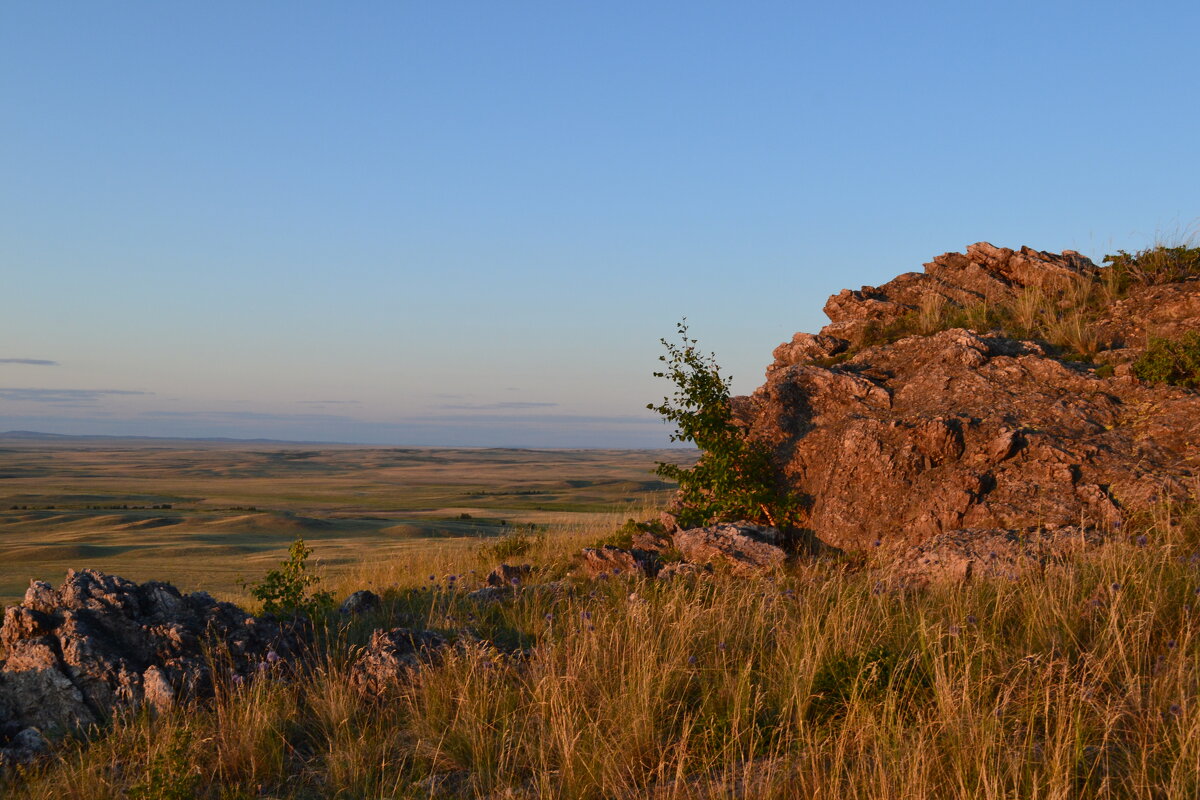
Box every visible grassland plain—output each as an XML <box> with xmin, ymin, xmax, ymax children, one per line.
<box><xmin>0</xmin><ymin>439</ymin><xmax>689</xmax><ymax>603</ymax></box>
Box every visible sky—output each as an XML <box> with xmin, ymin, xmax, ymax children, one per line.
<box><xmin>2</xmin><ymin>1</ymin><xmax>1198</xmax><ymax>447</ymax></box>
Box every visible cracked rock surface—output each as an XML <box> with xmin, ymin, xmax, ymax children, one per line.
<box><xmin>742</xmin><ymin>243</ymin><xmax>1200</xmax><ymax>551</ymax></box>
<box><xmin>0</xmin><ymin>569</ymin><xmax>304</xmax><ymax>738</ymax></box>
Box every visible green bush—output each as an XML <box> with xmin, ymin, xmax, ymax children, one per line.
<box><xmin>648</xmin><ymin>321</ymin><xmax>805</xmax><ymax>529</ymax></box>
<box><xmin>1132</xmin><ymin>332</ymin><xmax>1200</xmax><ymax>389</ymax></box>
<box><xmin>247</xmin><ymin>536</ymin><xmax>334</xmax><ymax>619</ymax></box>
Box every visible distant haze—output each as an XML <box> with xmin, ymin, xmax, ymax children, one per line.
<box><xmin>2</xmin><ymin>3</ymin><xmax>1196</xmax><ymax>446</ymax></box>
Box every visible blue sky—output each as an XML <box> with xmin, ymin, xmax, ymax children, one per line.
<box><xmin>2</xmin><ymin>1</ymin><xmax>1197</xmax><ymax>447</ymax></box>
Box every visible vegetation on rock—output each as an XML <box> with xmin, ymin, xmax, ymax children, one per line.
<box><xmin>854</xmin><ymin>244</ymin><xmax>1200</xmax><ymax>361</ymax></box>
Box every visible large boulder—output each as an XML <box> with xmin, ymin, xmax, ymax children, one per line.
<box><xmin>0</xmin><ymin>570</ymin><xmax>304</xmax><ymax>737</ymax></box>
<box><xmin>742</xmin><ymin>243</ymin><xmax>1200</xmax><ymax>552</ymax></box>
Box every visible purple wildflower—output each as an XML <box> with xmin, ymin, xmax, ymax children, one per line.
<box><xmin>966</xmin><ymin>615</ymin><xmax>978</xmax><ymax>626</ymax></box>
<box><xmin>266</xmin><ymin>650</ymin><xmax>280</xmax><ymax>664</ymax></box>
<box><xmin>687</xmin><ymin>655</ymin><xmax>697</xmax><ymax>666</ymax></box>
<box><xmin>1111</xmin><ymin>582</ymin><xmax>1122</xmax><ymax>592</ymax></box>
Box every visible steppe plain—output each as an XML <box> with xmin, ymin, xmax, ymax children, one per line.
<box><xmin>0</xmin><ymin>436</ymin><xmax>687</xmax><ymax>603</ymax></box>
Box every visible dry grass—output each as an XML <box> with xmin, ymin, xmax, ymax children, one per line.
<box><xmin>6</xmin><ymin>504</ymin><xmax>1200</xmax><ymax>798</ymax></box>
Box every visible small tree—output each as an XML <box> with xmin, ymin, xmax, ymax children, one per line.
<box><xmin>248</xmin><ymin>536</ymin><xmax>334</xmax><ymax>619</ymax></box>
<box><xmin>648</xmin><ymin>320</ymin><xmax>803</xmax><ymax>529</ymax></box>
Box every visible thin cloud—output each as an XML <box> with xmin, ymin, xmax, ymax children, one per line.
<box><xmin>0</xmin><ymin>359</ymin><xmax>59</xmax><ymax>366</ymax></box>
<box><xmin>0</xmin><ymin>387</ymin><xmax>150</xmax><ymax>403</ymax></box>
<box><xmin>296</xmin><ymin>400</ymin><xmax>361</xmax><ymax>405</ymax></box>
<box><xmin>142</xmin><ymin>410</ymin><xmax>355</xmax><ymax>423</ymax></box>
<box><xmin>438</xmin><ymin>401</ymin><xmax>559</xmax><ymax>411</ymax></box>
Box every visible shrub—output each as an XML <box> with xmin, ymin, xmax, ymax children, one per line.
<box><xmin>1103</xmin><ymin>245</ymin><xmax>1200</xmax><ymax>290</ymax></box>
<box><xmin>648</xmin><ymin>321</ymin><xmax>805</xmax><ymax>529</ymax></box>
<box><xmin>247</xmin><ymin>536</ymin><xmax>334</xmax><ymax>619</ymax></box>
<box><xmin>482</xmin><ymin>526</ymin><xmax>543</xmax><ymax>561</ymax></box>
<box><xmin>594</xmin><ymin>518</ymin><xmax>666</xmax><ymax>549</ymax></box>
<box><xmin>1133</xmin><ymin>332</ymin><xmax>1200</xmax><ymax>389</ymax></box>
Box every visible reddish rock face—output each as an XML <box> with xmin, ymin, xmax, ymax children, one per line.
<box><xmin>743</xmin><ymin>243</ymin><xmax>1200</xmax><ymax>552</ymax></box>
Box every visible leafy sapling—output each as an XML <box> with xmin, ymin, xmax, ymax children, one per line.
<box><xmin>648</xmin><ymin>320</ymin><xmax>804</xmax><ymax>529</ymax></box>
<box><xmin>248</xmin><ymin>536</ymin><xmax>334</xmax><ymax>620</ymax></box>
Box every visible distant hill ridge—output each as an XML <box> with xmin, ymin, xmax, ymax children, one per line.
<box><xmin>0</xmin><ymin>430</ymin><xmax>345</xmax><ymax>445</ymax></box>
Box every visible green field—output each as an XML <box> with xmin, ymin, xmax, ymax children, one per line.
<box><xmin>0</xmin><ymin>440</ymin><xmax>692</xmax><ymax>603</ymax></box>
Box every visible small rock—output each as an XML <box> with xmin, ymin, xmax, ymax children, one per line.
<box><xmin>0</xmin><ymin>726</ymin><xmax>50</xmax><ymax>766</ymax></box>
<box><xmin>486</xmin><ymin>564</ymin><xmax>531</xmax><ymax>587</ymax></box>
<box><xmin>141</xmin><ymin>665</ymin><xmax>174</xmax><ymax>713</ymax></box>
<box><xmin>656</xmin><ymin>562</ymin><xmax>710</xmax><ymax>582</ymax></box>
<box><xmin>672</xmin><ymin>522</ymin><xmax>788</xmax><ymax>575</ymax></box>
<box><xmin>350</xmin><ymin>628</ymin><xmax>447</xmax><ymax>694</ymax></box>
<box><xmin>339</xmin><ymin>589</ymin><xmax>381</xmax><ymax>616</ymax></box>
<box><xmin>577</xmin><ymin>546</ymin><xmax>658</xmax><ymax>578</ymax></box>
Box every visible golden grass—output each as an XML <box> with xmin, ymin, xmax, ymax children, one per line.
<box><xmin>7</xmin><ymin>504</ymin><xmax>1200</xmax><ymax>798</ymax></box>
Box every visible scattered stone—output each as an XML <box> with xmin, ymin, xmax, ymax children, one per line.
<box><xmin>890</xmin><ymin>526</ymin><xmax>1105</xmax><ymax>585</ymax></box>
<box><xmin>656</xmin><ymin>562</ymin><xmax>711</xmax><ymax>582</ymax></box>
<box><xmin>631</xmin><ymin>528</ymin><xmax>674</xmax><ymax>553</ymax></box>
<box><xmin>672</xmin><ymin>523</ymin><xmax>788</xmax><ymax>575</ymax></box>
<box><xmin>0</xmin><ymin>725</ymin><xmax>49</xmax><ymax>767</ymax></box>
<box><xmin>339</xmin><ymin>589</ymin><xmax>381</xmax><ymax>617</ymax></box>
<box><xmin>577</xmin><ymin>546</ymin><xmax>659</xmax><ymax>578</ymax></box>
<box><xmin>486</xmin><ymin>564</ymin><xmax>532</xmax><ymax>587</ymax></box>
<box><xmin>350</xmin><ymin>627</ymin><xmax>448</xmax><ymax>694</ymax></box>
<box><xmin>466</xmin><ymin>586</ymin><xmax>510</xmax><ymax>604</ymax></box>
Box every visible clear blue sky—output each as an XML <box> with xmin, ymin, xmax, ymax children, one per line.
<box><xmin>2</xmin><ymin>1</ymin><xmax>1197</xmax><ymax>446</ymax></box>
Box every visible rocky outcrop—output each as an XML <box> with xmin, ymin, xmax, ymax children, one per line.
<box><xmin>744</xmin><ymin>243</ymin><xmax>1200</xmax><ymax>552</ymax></box>
<box><xmin>0</xmin><ymin>570</ymin><xmax>304</xmax><ymax>738</ymax></box>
